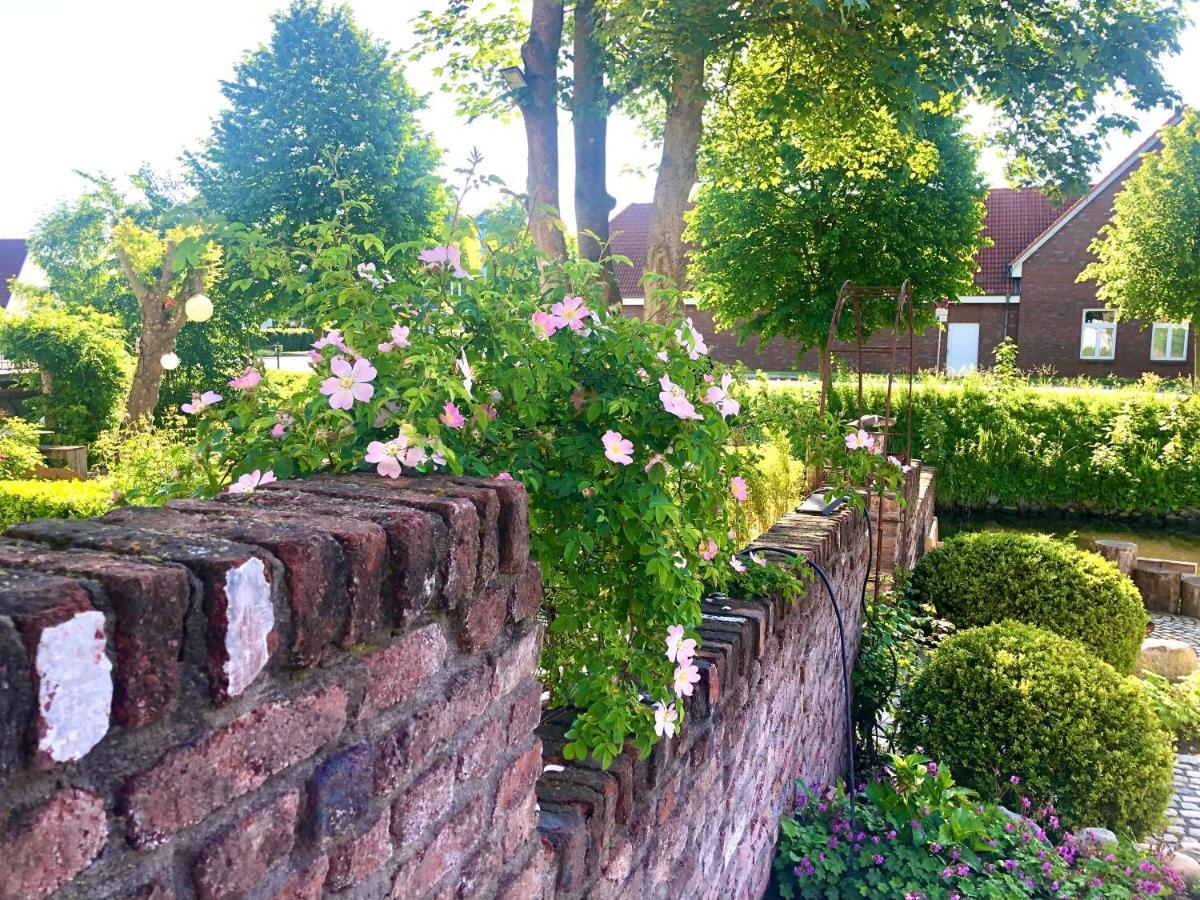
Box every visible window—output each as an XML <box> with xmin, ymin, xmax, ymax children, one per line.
<box><xmin>1079</xmin><ymin>309</ymin><xmax>1117</xmax><ymax>360</ymax></box>
<box><xmin>1151</xmin><ymin>322</ymin><xmax>1190</xmax><ymax>362</ymax></box>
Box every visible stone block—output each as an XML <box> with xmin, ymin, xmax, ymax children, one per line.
<box><xmin>1139</xmin><ymin>638</ymin><xmax>1199</xmax><ymax>681</ymax></box>
<box><xmin>1182</xmin><ymin>576</ymin><xmax>1200</xmax><ymax>619</ymax></box>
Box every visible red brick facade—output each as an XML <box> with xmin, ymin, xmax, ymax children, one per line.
<box><xmin>610</xmin><ymin>117</ymin><xmax>1193</xmax><ymax>379</ymax></box>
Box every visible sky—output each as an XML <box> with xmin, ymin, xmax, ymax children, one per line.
<box><xmin>1</xmin><ymin>0</ymin><xmax>1198</xmax><ymax>238</ymax></box>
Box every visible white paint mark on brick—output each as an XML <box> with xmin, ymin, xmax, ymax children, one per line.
<box><xmin>223</xmin><ymin>557</ymin><xmax>274</xmax><ymax>697</ymax></box>
<box><xmin>36</xmin><ymin>610</ymin><xmax>112</xmax><ymax>762</ymax></box>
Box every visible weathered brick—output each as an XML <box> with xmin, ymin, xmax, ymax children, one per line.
<box><xmin>273</xmin><ymin>855</ymin><xmax>329</xmax><ymax>900</ymax></box>
<box><xmin>510</xmin><ymin>561</ymin><xmax>543</xmax><ymax>622</ymax></box>
<box><xmin>0</xmin><ymin>788</ymin><xmax>108</xmax><ymax>898</ymax></box>
<box><xmin>500</xmin><ymin>789</ymin><xmax>537</xmax><ymax>861</ymax></box>
<box><xmin>272</xmin><ymin>477</ymin><xmax>478</xmax><ymax>605</ymax></box>
<box><xmin>192</xmin><ymin>790</ymin><xmax>299</xmax><ymax>900</ymax></box>
<box><xmin>106</xmin><ymin>506</ymin><xmax>344</xmax><ymax>667</ymax></box>
<box><xmin>124</xmin><ymin>685</ymin><xmax>347</xmax><ymax>846</ymax></box>
<box><xmin>390</xmin><ymin>798</ymin><xmax>484</xmax><ymax>898</ymax></box>
<box><xmin>508</xmin><ymin>678</ymin><xmax>543</xmax><ymax>743</ymax></box>
<box><xmin>308</xmin><ymin>744</ymin><xmax>375</xmax><ymax>840</ymax></box>
<box><xmin>174</xmin><ymin>498</ymin><xmax>389</xmax><ymax>646</ymax></box>
<box><xmin>456</xmin><ymin>583</ymin><xmax>507</xmax><ymax>652</ymax></box>
<box><xmin>497</xmin><ymin>850</ymin><xmax>547</xmax><ymax>900</ymax></box>
<box><xmin>245</xmin><ymin>488</ymin><xmax>444</xmax><ymax>619</ymax></box>
<box><xmin>0</xmin><ymin>541</ymin><xmax>188</xmax><ymax>728</ymax></box>
<box><xmin>0</xmin><ymin>570</ymin><xmax>111</xmax><ymax>766</ymax></box>
<box><xmin>457</xmin><ymin>717</ymin><xmax>504</xmax><ymax>783</ymax></box>
<box><xmin>391</xmin><ymin>757</ymin><xmax>454</xmax><ymax>851</ymax></box>
<box><xmin>497</xmin><ymin>741</ymin><xmax>543</xmax><ymax>813</ymax></box>
<box><xmin>9</xmin><ymin>518</ymin><xmax>280</xmax><ymax>702</ymax></box>
<box><xmin>381</xmin><ymin>476</ymin><xmax>502</xmax><ymax>590</ymax></box>
<box><xmin>359</xmin><ymin>623</ymin><xmax>447</xmax><ymax>720</ymax></box>
<box><xmin>492</xmin><ymin>620</ymin><xmax>543</xmax><ymax>698</ymax></box>
<box><xmin>454</xmin><ymin>840</ymin><xmax>500</xmax><ymax>899</ymax></box>
<box><xmin>447</xmin><ymin>476</ymin><xmax>530</xmax><ymax>574</ymax></box>
<box><xmin>537</xmin><ymin>806</ymin><xmax>589</xmax><ymax>894</ymax></box>
<box><xmin>326</xmin><ymin>809</ymin><xmax>393</xmax><ymax>891</ymax></box>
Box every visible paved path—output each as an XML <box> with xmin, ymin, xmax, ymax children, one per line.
<box><xmin>1151</xmin><ymin>612</ymin><xmax>1200</xmax><ymax>846</ymax></box>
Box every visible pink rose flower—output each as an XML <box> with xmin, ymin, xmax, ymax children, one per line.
<box><xmin>675</xmin><ymin>318</ymin><xmax>708</xmax><ymax>359</ymax></box>
<box><xmin>700</xmin><ymin>538</ymin><xmax>718</xmax><ymax>561</ymax></box>
<box><xmin>653</xmin><ymin>701</ymin><xmax>678</xmax><ymax>738</ymax></box>
<box><xmin>846</xmin><ymin>429</ymin><xmax>875</xmax><ymax>451</ymax></box>
<box><xmin>439</xmin><ymin>401</ymin><xmax>466</xmax><ymax>429</ymax></box>
<box><xmin>365</xmin><ymin>438</ymin><xmax>408</xmax><ymax>478</ymax></box>
<box><xmin>312</xmin><ymin>330</ymin><xmax>349</xmax><ymax>353</ymax></box>
<box><xmin>730</xmin><ymin>556</ymin><xmax>746</xmax><ymax>573</ymax></box>
<box><xmin>658</xmin><ymin>375</ymin><xmax>703</xmax><ymax>421</ymax></box>
<box><xmin>730</xmin><ymin>476</ymin><xmax>748</xmax><ymax>503</ymax></box>
<box><xmin>181</xmin><ymin>390</ymin><xmax>222</xmax><ymax>415</ymax></box>
<box><xmin>378</xmin><ymin>323</ymin><xmax>411</xmax><ymax>352</ymax></box>
<box><xmin>495</xmin><ymin>472</ymin><xmax>513</xmax><ymax>481</ymax></box>
<box><xmin>666</xmin><ymin>624</ymin><xmax>697</xmax><ymax>665</ymax></box>
<box><xmin>227</xmin><ymin>469</ymin><xmax>276</xmax><ymax>494</ymax></box>
<box><xmin>320</xmin><ymin>356</ymin><xmax>376</xmax><ymax>410</ymax></box>
<box><xmin>551</xmin><ymin>295</ymin><xmax>593</xmax><ymax>332</ymax></box>
<box><xmin>228</xmin><ymin>367</ymin><xmax>262</xmax><ymax>391</ymax></box>
<box><xmin>673</xmin><ymin>661</ymin><xmax>701</xmax><ymax>698</ymax></box>
<box><xmin>703</xmin><ymin>372</ymin><xmax>740</xmax><ymax>419</ymax></box>
<box><xmin>602</xmin><ymin>430</ymin><xmax>634</xmax><ymax>465</ymax></box>
<box><xmin>418</xmin><ymin>245</ymin><xmax>471</xmax><ymax>278</ymax></box>
<box><xmin>531</xmin><ymin>310</ymin><xmax>561</xmax><ymax>338</ymax></box>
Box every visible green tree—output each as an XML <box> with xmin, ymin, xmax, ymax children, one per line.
<box><xmin>689</xmin><ymin>111</ymin><xmax>986</xmax><ymax>356</ymax></box>
<box><xmin>190</xmin><ymin>0</ymin><xmax>445</xmax><ymax>299</ymax></box>
<box><xmin>1082</xmin><ymin>109</ymin><xmax>1200</xmax><ymax>381</ymax></box>
<box><xmin>22</xmin><ymin>173</ymin><xmax>250</xmax><ymax>420</ymax></box>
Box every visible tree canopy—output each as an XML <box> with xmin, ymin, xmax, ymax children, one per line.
<box><xmin>190</xmin><ymin>1</ymin><xmax>445</xmax><ymax>257</ymax></box>
<box><xmin>1082</xmin><ymin>109</ymin><xmax>1200</xmax><ymax>376</ymax></box>
<box><xmin>689</xmin><ymin>110</ymin><xmax>987</xmax><ymax>353</ymax></box>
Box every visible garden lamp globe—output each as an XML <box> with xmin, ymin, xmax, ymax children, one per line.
<box><xmin>160</xmin><ymin>352</ymin><xmax>181</xmax><ymax>371</ymax></box>
<box><xmin>185</xmin><ymin>293</ymin><xmax>214</xmax><ymax>323</ymax></box>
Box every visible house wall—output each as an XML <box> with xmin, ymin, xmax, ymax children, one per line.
<box><xmin>1017</xmin><ymin>170</ymin><xmax>1194</xmax><ymax>380</ymax></box>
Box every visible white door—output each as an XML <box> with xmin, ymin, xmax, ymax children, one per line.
<box><xmin>945</xmin><ymin>323</ymin><xmax>980</xmax><ymax>374</ymax></box>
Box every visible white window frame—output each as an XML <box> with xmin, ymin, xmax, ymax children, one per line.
<box><xmin>1079</xmin><ymin>308</ymin><xmax>1117</xmax><ymax>361</ymax></box>
<box><xmin>1150</xmin><ymin>322</ymin><xmax>1190</xmax><ymax>362</ymax></box>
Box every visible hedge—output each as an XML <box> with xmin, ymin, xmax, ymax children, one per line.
<box><xmin>258</xmin><ymin>327</ymin><xmax>312</xmax><ymax>353</ymax></box>
<box><xmin>747</xmin><ymin>375</ymin><xmax>1200</xmax><ymax>515</ymax></box>
<box><xmin>906</xmin><ymin>531</ymin><xmax>1147</xmax><ymax>673</ymax></box>
<box><xmin>0</xmin><ymin>479</ymin><xmax>114</xmax><ymax>530</ymax></box>
<box><xmin>896</xmin><ymin>621</ymin><xmax>1173</xmax><ymax>837</ymax></box>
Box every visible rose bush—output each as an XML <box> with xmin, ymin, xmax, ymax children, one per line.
<box><xmin>172</xmin><ymin>209</ymin><xmax>782</xmax><ymax>764</ymax></box>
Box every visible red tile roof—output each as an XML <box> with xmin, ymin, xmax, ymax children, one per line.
<box><xmin>0</xmin><ymin>239</ymin><xmax>28</xmax><ymax>309</ymax></box>
<box><xmin>608</xmin><ymin>190</ymin><xmax>1069</xmax><ymax>299</ymax></box>
<box><xmin>973</xmin><ymin>189</ymin><xmax>1069</xmax><ymax>294</ymax></box>
<box><xmin>608</xmin><ymin>203</ymin><xmax>656</xmax><ymax>297</ymax></box>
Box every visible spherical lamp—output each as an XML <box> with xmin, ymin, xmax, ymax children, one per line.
<box><xmin>160</xmin><ymin>352</ymin><xmax>181</xmax><ymax>371</ymax></box>
<box><xmin>184</xmin><ymin>293</ymin><xmax>213</xmax><ymax>323</ymax></box>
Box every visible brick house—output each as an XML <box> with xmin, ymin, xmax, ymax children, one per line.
<box><xmin>610</xmin><ymin>116</ymin><xmax>1194</xmax><ymax>378</ymax></box>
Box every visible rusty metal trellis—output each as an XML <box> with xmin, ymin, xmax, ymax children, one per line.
<box><xmin>818</xmin><ymin>280</ymin><xmax>918</xmax><ymax>599</ymax></box>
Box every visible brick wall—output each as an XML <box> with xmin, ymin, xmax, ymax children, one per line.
<box><xmin>528</xmin><ymin>507</ymin><xmax>871</xmax><ymax>899</ymax></box>
<box><xmin>0</xmin><ymin>474</ymin><xmax>879</xmax><ymax>899</ymax></box>
<box><xmin>1017</xmin><ymin>164</ymin><xmax>1194</xmax><ymax>380</ymax></box>
<box><xmin>0</xmin><ymin>475</ymin><xmax>544</xmax><ymax>899</ymax></box>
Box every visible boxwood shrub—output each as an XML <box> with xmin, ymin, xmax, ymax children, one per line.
<box><xmin>895</xmin><ymin>621</ymin><xmax>1173</xmax><ymax>837</ymax></box>
<box><xmin>906</xmin><ymin>531</ymin><xmax>1146</xmax><ymax>673</ymax></box>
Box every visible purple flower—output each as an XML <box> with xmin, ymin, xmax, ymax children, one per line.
<box><xmin>873</xmin><ymin>854</ymin><xmax>884</xmax><ymax>866</ymax></box>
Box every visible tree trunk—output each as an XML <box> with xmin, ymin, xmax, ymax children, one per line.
<box><xmin>116</xmin><ymin>244</ymin><xmax>199</xmax><ymax>424</ymax></box>
<box><xmin>643</xmin><ymin>48</ymin><xmax>707</xmax><ymax>323</ymax></box>
<box><xmin>125</xmin><ymin>327</ymin><xmax>172</xmax><ymax>423</ymax></box>
<box><xmin>520</xmin><ymin>0</ymin><xmax>567</xmax><ymax>261</ymax></box>
<box><xmin>572</xmin><ymin>0</ymin><xmax>621</xmax><ymax>306</ymax></box>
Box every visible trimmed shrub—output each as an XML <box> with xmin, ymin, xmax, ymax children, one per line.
<box><xmin>895</xmin><ymin>621</ymin><xmax>1173</xmax><ymax>837</ymax></box>
<box><xmin>0</xmin><ymin>416</ymin><xmax>47</xmax><ymax>479</ymax></box>
<box><xmin>258</xmin><ymin>326</ymin><xmax>312</xmax><ymax>352</ymax></box>
<box><xmin>906</xmin><ymin>531</ymin><xmax>1146</xmax><ymax>673</ymax></box>
<box><xmin>745</xmin><ymin>376</ymin><xmax>1200</xmax><ymax>515</ymax></box>
<box><xmin>0</xmin><ymin>304</ymin><xmax>132</xmax><ymax>443</ymax></box>
<box><xmin>0</xmin><ymin>478</ymin><xmax>114</xmax><ymax>529</ymax></box>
